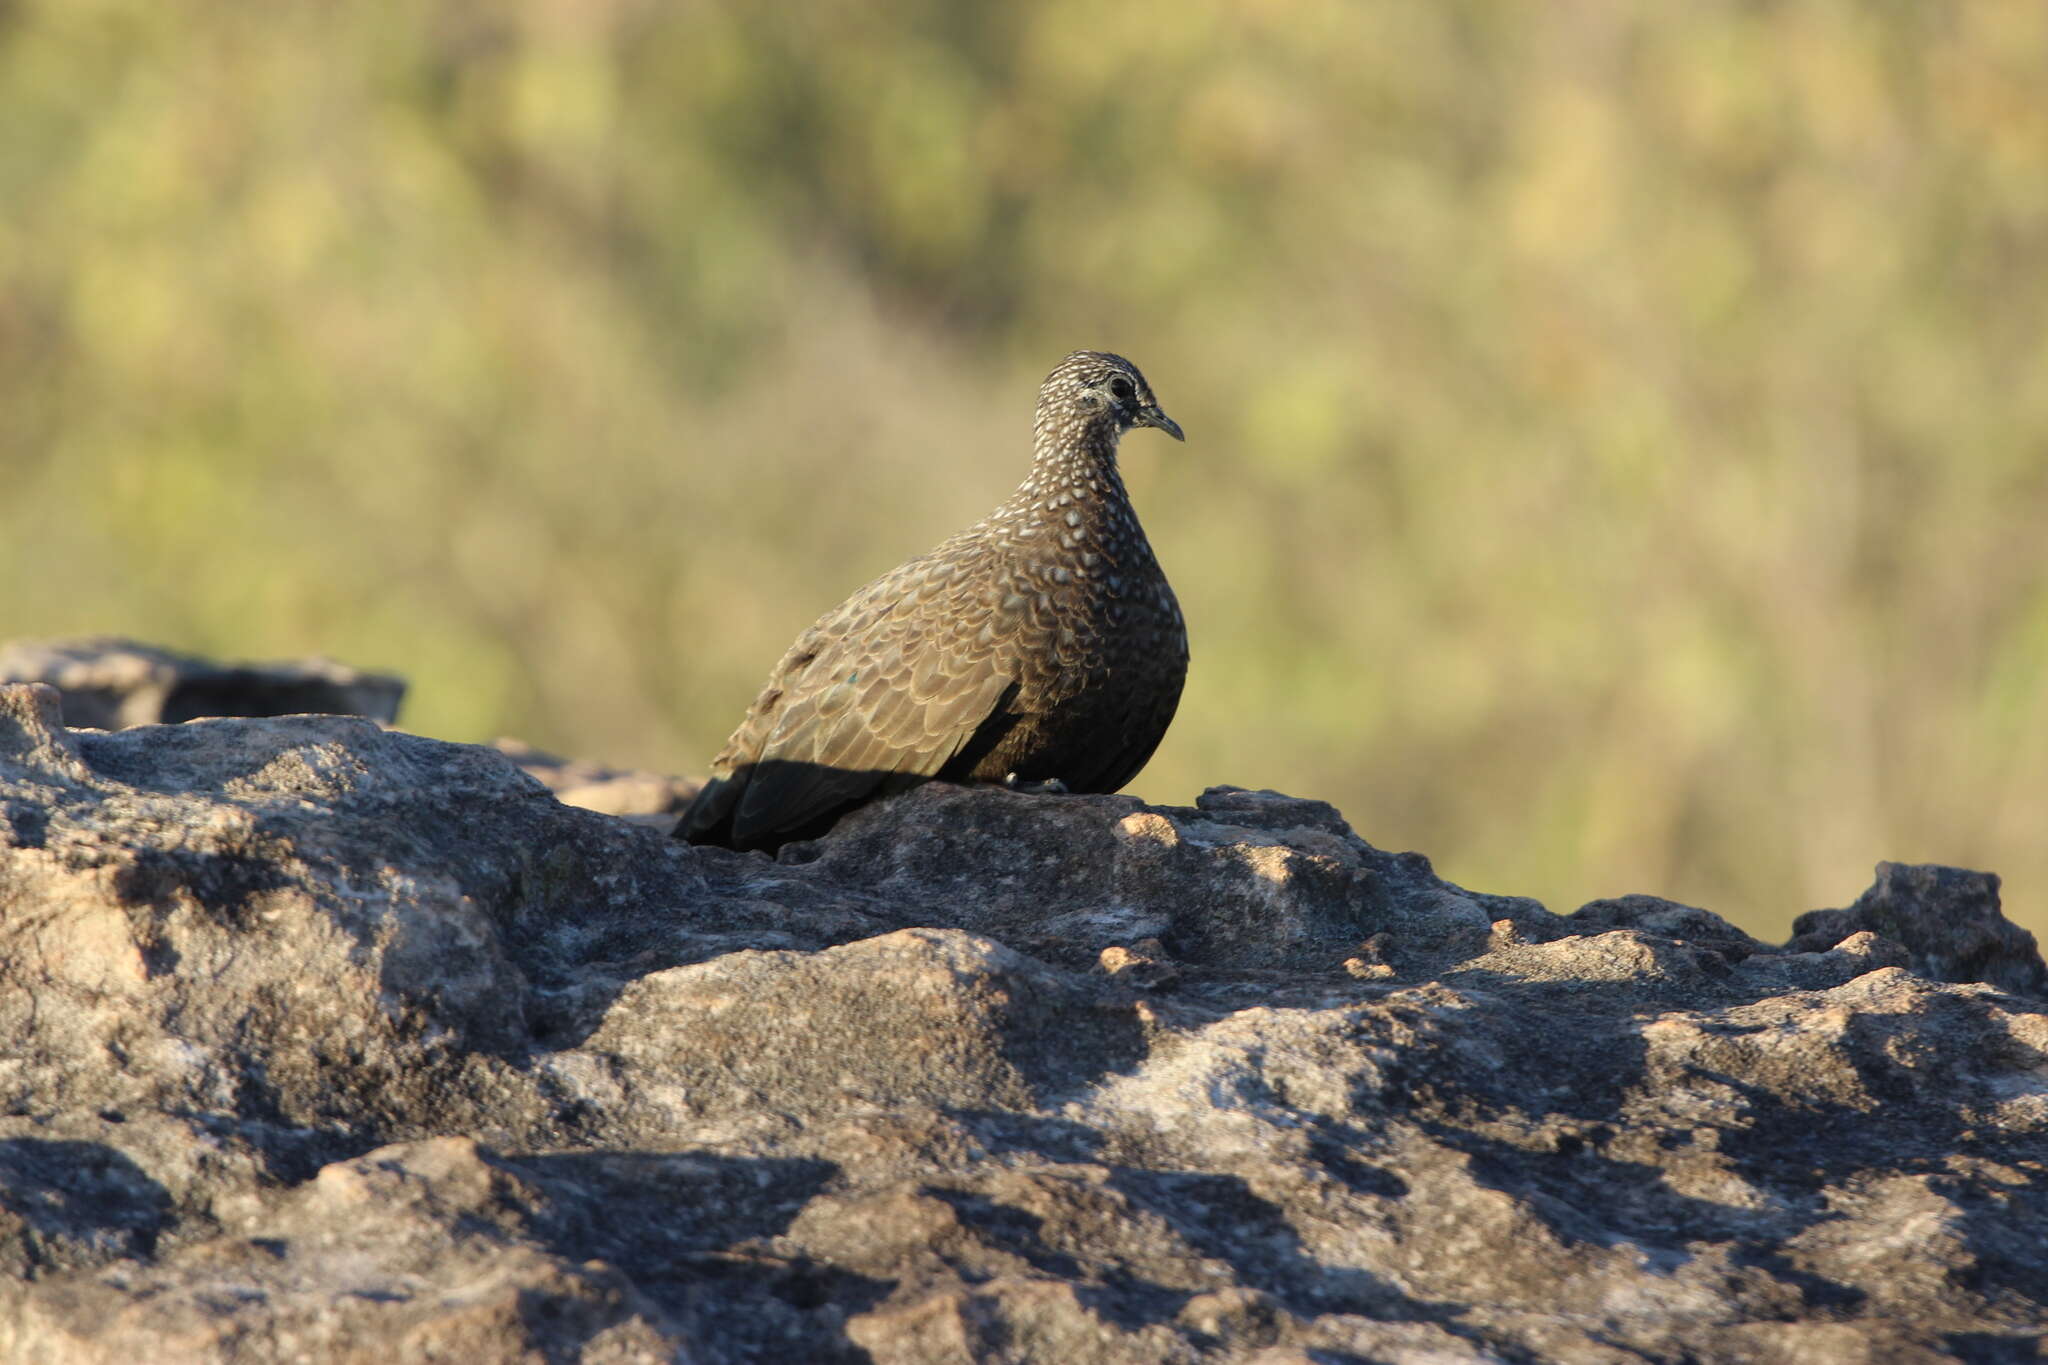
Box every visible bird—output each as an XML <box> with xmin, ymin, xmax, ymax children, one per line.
<box><xmin>678</xmin><ymin>350</ymin><xmax>1188</xmax><ymax>852</ymax></box>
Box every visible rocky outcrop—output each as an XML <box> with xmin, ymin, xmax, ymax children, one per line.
<box><xmin>0</xmin><ymin>636</ymin><xmax>691</xmax><ymax>827</ymax></box>
<box><xmin>490</xmin><ymin>737</ymin><xmax>699</xmax><ymax>827</ymax></box>
<box><xmin>0</xmin><ymin>679</ymin><xmax>2043</xmax><ymax>1362</ymax></box>
<box><xmin>0</xmin><ymin>637</ymin><xmax>405</xmax><ymax>731</ymax></box>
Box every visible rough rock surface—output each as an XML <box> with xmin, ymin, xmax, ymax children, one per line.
<box><xmin>0</xmin><ymin>637</ymin><xmax>405</xmax><ymax>730</ymax></box>
<box><xmin>0</xmin><ymin>680</ymin><xmax>2043</xmax><ymax>1363</ymax></box>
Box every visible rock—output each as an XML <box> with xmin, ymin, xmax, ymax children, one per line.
<box><xmin>491</xmin><ymin>736</ymin><xmax>700</xmax><ymax>827</ymax></box>
<box><xmin>1097</xmin><ymin>937</ymin><xmax>1180</xmax><ymax>991</ymax></box>
<box><xmin>0</xmin><ymin>637</ymin><xmax>405</xmax><ymax>730</ymax></box>
<box><xmin>1789</xmin><ymin>861</ymin><xmax>2048</xmax><ymax>995</ymax></box>
<box><xmin>1</xmin><ymin>680</ymin><xmax>2044</xmax><ymax>1362</ymax></box>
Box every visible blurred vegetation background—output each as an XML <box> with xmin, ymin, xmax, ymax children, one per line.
<box><xmin>3</xmin><ymin>1</ymin><xmax>2045</xmax><ymax>940</ymax></box>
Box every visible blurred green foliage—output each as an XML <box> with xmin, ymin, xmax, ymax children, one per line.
<box><xmin>4</xmin><ymin>1</ymin><xmax>2046</xmax><ymax>939</ymax></box>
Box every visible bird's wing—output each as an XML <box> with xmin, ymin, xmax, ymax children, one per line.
<box><xmin>717</xmin><ymin>548</ymin><xmax>1021</xmax><ymax>845</ymax></box>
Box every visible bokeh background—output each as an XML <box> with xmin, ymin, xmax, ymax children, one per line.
<box><xmin>4</xmin><ymin>2</ymin><xmax>2045</xmax><ymax>940</ymax></box>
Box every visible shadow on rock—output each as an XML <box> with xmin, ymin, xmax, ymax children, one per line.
<box><xmin>499</xmin><ymin>1148</ymin><xmax>891</xmax><ymax>1362</ymax></box>
<box><xmin>1107</xmin><ymin>1168</ymin><xmax>1463</xmax><ymax>1330</ymax></box>
<box><xmin>110</xmin><ymin>842</ymin><xmax>297</xmax><ymax>945</ymax></box>
<box><xmin>0</xmin><ymin>1139</ymin><xmax>173</xmax><ymax>1278</ymax></box>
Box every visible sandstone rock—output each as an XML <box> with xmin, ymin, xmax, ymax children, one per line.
<box><xmin>1788</xmin><ymin>861</ymin><xmax>2047</xmax><ymax>995</ymax></box>
<box><xmin>491</xmin><ymin>736</ymin><xmax>700</xmax><ymax>826</ymax></box>
<box><xmin>1</xmin><ymin>681</ymin><xmax>2044</xmax><ymax>1362</ymax></box>
<box><xmin>0</xmin><ymin>637</ymin><xmax>405</xmax><ymax>730</ymax></box>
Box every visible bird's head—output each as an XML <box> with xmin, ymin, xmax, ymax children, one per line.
<box><xmin>1038</xmin><ymin>351</ymin><xmax>1184</xmax><ymax>449</ymax></box>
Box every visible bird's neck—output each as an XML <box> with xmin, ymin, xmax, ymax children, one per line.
<box><xmin>980</xmin><ymin>430</ymin><xmax>1147</xmax><ymax>560</ymax></box>
<box><xmin>1008</xmin><ymin>430</ymin><xmax>1127</xmax><ymax>510</ymax></box>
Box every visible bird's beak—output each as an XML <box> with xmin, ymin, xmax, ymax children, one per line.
<box><xmin>1135</xmin><ymin>405</ymin><xmax>1185</xmax><ymax>442</ymax></box>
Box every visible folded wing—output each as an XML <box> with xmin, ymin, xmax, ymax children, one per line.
<box><xmin>680</xmin><ymin>548</ymin><xmax>1019</xmax><ymax>849</ymax></box>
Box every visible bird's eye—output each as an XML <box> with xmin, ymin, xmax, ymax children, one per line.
<box><xmin>1109</xmin><ymin>376</ymin><xmax>1135</xmax><ymax>402</ymax></box>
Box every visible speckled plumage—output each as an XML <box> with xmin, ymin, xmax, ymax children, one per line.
<box><xmin>680</xmin><ymin>350</ymin><xmax>1188</xmax><ymax>851</ymax></box>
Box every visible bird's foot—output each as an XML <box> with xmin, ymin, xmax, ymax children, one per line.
<box><xmin>1001</xmin><ymin>773</ymin><xmax>1070</xmax><ymax>796</ymax></box>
